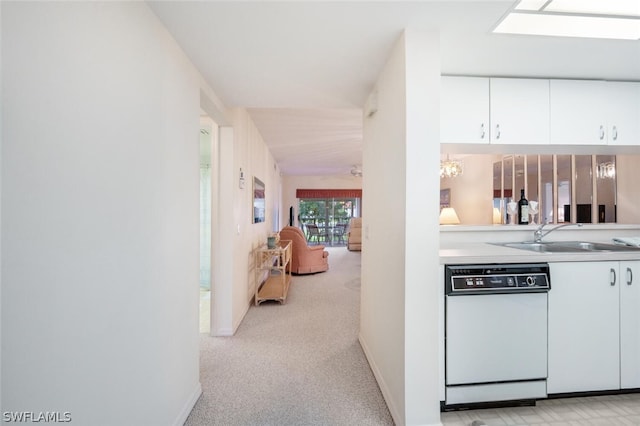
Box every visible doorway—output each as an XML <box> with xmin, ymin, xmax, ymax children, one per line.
<box><xmin>199</xmin><ymin>118</ymin><xmax>217</xmax><ymax>334</ymax></box>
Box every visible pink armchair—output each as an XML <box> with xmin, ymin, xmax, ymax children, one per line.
<box><xmin>279</xmin><ymin>226</ymin><xmax>329</xmax><ymax>274</ymax></box>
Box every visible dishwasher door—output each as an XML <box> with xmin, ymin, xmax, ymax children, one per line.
<box><xmin>446</xmin><ymin>292</ymin><xmax>548</xmax><ymax>386</ymax></box>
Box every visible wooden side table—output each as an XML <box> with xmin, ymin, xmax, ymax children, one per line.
<box><xmin>254</xmin><ymin>240</ymin><xmax>292</xmax><ymax>305</ymax></box>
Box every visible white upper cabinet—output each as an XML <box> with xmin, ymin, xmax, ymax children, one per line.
<box><xmin>443</xmin><ymin>76</ymin><xmax>639</xmax><ymax>147</ymax></box>
<box><xmin>441</xmin><ymin>76</ymin><xmax>490</xmax><ymax>144</ymax></box>
<box><xmin>605</xmin><ymin>82</ymin><xmax>640</xmax><ymax>146</ymax></box>
<box><xmin>550</xmin><ymin>80</ymin><xmax>606</xmax><ymax>145</ymax></box>
<box><xmin>441</xmin><ymin>76</ymin><xmax>550</xmax><ymax>145</ymax></box>
<box><xmin>550</xmin><ymin>80</ymin><xmax>640</xmax><ymax>145</ymax></box>
<box><xmin>490</xmin><ymin>78</ymin><xmax>550</xmax><ymax>145</ymax></box>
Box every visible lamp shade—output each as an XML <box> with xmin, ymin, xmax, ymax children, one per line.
<box><xmin>493</xmin><ymin>208</ymin><xmax>502</xmax><ymax>224</ymax></box>
<box><xmin>439</xmin><ymin>207</ymin><xmax>461</xmax><ymax>225</ymax></box>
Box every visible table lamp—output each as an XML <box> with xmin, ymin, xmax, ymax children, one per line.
<box><xmin>493</xmin><ymin>208</ymin><xmax>502</xmax><ymax>224</ymax></box>
<box><xmin>440</xmin><ymin>207</ymin><xmax>460</xmax><ymax>225</ymax></box>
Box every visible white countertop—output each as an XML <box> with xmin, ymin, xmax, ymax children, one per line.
<box><xmin>440</xmin><ymin>223</ymin><xmax>640</xmax><ymax>264</ymax></box>
<box><xmin>440</xmin><ymin>242</ymin><xmax>640</xmax><ymax>264</ymax></box>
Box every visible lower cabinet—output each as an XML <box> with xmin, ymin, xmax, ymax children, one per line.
<box><xmin>621</xmin><ymin>261</ymin><xmax>640</xmax><ymax>389</ymax></box>
<box><xmin>548</xmin><ymin>262</ymin><xmax>620</xmax><ymax>394</ymax></box>
<box><xmin>548</xmin><ymin>261</ymin><xmax>640</xmax><ymax>394</ymax></box>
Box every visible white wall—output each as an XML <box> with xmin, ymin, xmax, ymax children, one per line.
<box><xmin>359</xmin><ymin>30</ymin><xmax>441</xmax><ymax>426</ymax></box>
<box><xmin>228</xmin><ymin>108</ymin><xmax>282</xmax><ymax>333</ymax></box>
<box><xmin>616</xmin><ymin>155</ymin><xmax>640</xmax><ymax>224</ymax></box>
<box><xmin>360</xmin><ymin>33</ymin><xmax>408</xmax><ymax>424</ymax></box>
<box><xmin>403</xmin><ymin>29</ymin><xmax>441</xmax><ymax>426</ymax></box>
<box><xmin>206</xmin><ymin>107</ymin><xmax>282</xmax><ymax>339</ymax></box>
<box><xmin>212</xmin><ymin>126</ymin><xmax>236</xmax><ymax>336</ymax></box>
<box><xmin>440</xmin><ymin>155</ymin><xmax>496</xmax><ymax>225</ymax></box>
<box><xmin>0</xmin><ymin>2</ymin><xmax>3</xmax><ymax>412</ymax></box>
<box><xmin>281</xmin><ymin>175</ymin><xmax>362</xmax><ymax>228</ymax></box>
<box><xmin>2</xmin><ymin>3</ymin><xmax>209</xmax><ymax>424</ymax></box>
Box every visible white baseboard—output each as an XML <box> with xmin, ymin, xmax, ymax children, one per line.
<box><xmin>211</xmin><ymin>327</ymin><xmax>234</xmax><ymax>337</ymax></box>
<box><xmin>210</xmin><ymin>303</ymin><xmax>251</xmax><ymax>337</ymax></box>
<box><xmin>172</xmin><ymin>382</ymin><xmax>202</xmax><ymax>426</ymax></box>
<box><xmin>210</xmin><ymin>298</ymin><xmax>251</xmax><ymax>337</ymax></box>
<box><xmin>231</xmin><ymin>299</ymin><xmax>251</xmax><ymax>334</ymax></box>
<box><xmin>358</xmin><ymin>333</ymin><xmax>403</xmax><ymax>426</ymax></box>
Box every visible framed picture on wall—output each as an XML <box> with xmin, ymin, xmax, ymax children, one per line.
<box><xmin>440</xmin><ymin>188</ymin><xmax>450</xmax><ymax>209</ymax></box>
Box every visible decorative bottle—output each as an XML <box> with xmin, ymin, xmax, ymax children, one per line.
<box><xmin>518</xmin><ymin>189</ymin><xmax>529</xmax><ymax>225</ymax></box>
<box><xmin>507</xmin><ymin>200</ymin><xmax>518</xmax><ymax>225</ymax></box>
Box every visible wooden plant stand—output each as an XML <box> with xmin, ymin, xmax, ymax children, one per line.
<box><xmin>254</xmin><ymin>240</ymin><xmax>292</xmax><ymax>305</ymax></box>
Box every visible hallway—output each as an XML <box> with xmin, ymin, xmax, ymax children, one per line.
<box><xmin>187</xmin><ymin>246</ymin><xmax>393</xmax><ymax>425</ymax></box>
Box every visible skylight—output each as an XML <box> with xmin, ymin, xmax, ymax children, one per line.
<box><xmin>545</xmin><ymin>0</ymin><xmax>640</xmax><ymax>17</ymax></box>
<box><xmin>494</xmin><ymin>0</ymin><xmax>640</xmax><ymax>40</ymax></box>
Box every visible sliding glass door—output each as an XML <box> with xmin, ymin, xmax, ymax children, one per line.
<box><xmin>298</xmin><ymin>197</ymin><xmax>360</xmax><ymax>245</ymax></box>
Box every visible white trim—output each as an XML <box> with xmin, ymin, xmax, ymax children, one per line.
<box><xmin>360</xmin><ymin>334</ymin><xmax>444</xmax><ymax>426</ymax></box>
<box><xmin>358</xmin><ymin>334</ymin><xmax>403</xmax><ymax>426</ymax></box>
<box><xmin>211</xmin><ymin>296</ymin><xmax>250</xmax><ymax>337</ymax></box>
<box><xmin>233</xmin><ymin>300</ymin><xmax>251</xmax><ymax>334</ymax></box>
<box><xmin>211</xmin><ymin>327</ymin><xmax>234</xmax><ymax>337</ymax></box>
<box><xmin>172</xmin><ymin>382</ymin><xmax>202</xmax><ymax>426</ymax></box>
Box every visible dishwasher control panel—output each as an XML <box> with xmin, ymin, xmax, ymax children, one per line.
<box><xmin>445</xmin><ymin>263</ymin><xmax>550</xmax><ymax>295</ymax></box>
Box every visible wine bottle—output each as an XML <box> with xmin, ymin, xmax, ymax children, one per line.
<box><xmin>518</xmin><ymin>189</ymin><xmax>529</xmax><ymax>225</ymax></box>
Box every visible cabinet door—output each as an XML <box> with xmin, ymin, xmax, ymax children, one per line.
<box><xmin>621</xmin><ymin>261</ymin><xmax>640</xmax><ymax>389</ymax></box>
<box><xmin>490</xmin><ymin>78</ymin><xmax>550</xmax><ymax>145</ymax></box>
<box><xmin>441</xmin><ymin>76</ymin><xmax>489</xmax><ymax>144</ymax></box>
<box><xmin>605</xmin><ymin>82</ymin><xmax>640</xmax><ymax>146</ymax></box>
<box><xmin>550</xmin><ymin>80</ymin><xmax>608</xmax><ymax>145</ymax></box>
<box><xmin>548</xmin><ymin>262</ymin><xmax>620</xmax><ymax>394</ymax></box>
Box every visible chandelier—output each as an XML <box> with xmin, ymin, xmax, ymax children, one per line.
<box><xmin>597</xmin><ymin>161</ymin><xmax>616</xmax><ymax>179</ymax></box>
<box><xmin>440</xmin><ymin>156</ymin><xmax>463</xmax><ymax>179</ymax></box>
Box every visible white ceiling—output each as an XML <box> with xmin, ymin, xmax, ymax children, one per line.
<box><xmin>247</xmin><ymin>108</ymin><xmax>363</xmax><ymax>176</ymax></box>
<box><xmin>148</xmin><ymin>1</ymin><xmax>640</xmax><ymax>176</ymax></box>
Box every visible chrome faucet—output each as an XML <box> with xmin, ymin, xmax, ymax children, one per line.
<box><xmin>533</xmin><ymin>222</ymin><xmax>583</xmax><ymax>243</ymax></box>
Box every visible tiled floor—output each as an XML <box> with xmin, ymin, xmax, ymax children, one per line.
<box><xmin>441</xmin><ymin>393</ymin><xmax>640</xmax><ymax>425</ymax></box>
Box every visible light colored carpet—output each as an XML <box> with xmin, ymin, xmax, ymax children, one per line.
<box><xmin>186</xmin><ymin>246</ymin><xmax>394</xmax><ymax>426</ymax></box>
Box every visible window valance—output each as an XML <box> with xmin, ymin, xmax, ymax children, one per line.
<box><xmin>296</xmin><ymin>189</ymin><xmax>362</xmax><ymax>199</ymax></box>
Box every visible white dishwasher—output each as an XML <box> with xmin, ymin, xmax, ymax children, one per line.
<box><xmin>444</xmin><ymin>263</ymin><xmax>550</xmax><ymax>408</ymax></box>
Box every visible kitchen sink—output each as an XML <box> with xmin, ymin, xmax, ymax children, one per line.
<box><xmin>494</xmin><ymin>241</ymin><xmax>640</xmax><ymax>254</ymax></box>
<box><xmin>546</xmin><ymin>241</ymin><xmax>633</xmax><ymax>251</ymax></box>
<box><xmin>497</xmin><ymin>242</ymin><xmax>583</xmax><ymax>253</ymax></box>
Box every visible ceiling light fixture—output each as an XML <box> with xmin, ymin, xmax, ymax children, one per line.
<box><xmin>494</xmin><ymin>0</ymin><xmax>640</xmax><ymax>40</ymax></box>
<box><xmin>440</xmin><ymin>156</ymin><xmax>463</xmax><ymax>179</ymax></box>
<box><xmin>597</xmin><ymin>161</ymin><xmax>616</xmax><ymax>179</ymax></box>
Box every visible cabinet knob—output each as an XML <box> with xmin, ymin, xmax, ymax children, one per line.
<box><xmin>480</xmin><ymin>123</ymin><xmax>485</xmax><ymax>139</ymax></box>
<box><xmin>495</xmin><ymin>124</ymin><xmax>501</xmax><ymax>139</ymax></box>
<box><xmin>612</xmin><ymin>126</ymin><xmax>618</xmax><ymax>141</ymax></box>
<box><xmin>611</xmin><ymin>268</ymin><xmax>617</xmax><ymax>286</ymax></box>
<box><xmin>627</xmin><ymin>267</ymin><xmax>633</xmax><ymax>285</ymax></box>
<box><xmin>599</xmin><ymin>125</ymin><xmax>605</xmax><ymax>140</ymax></box>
